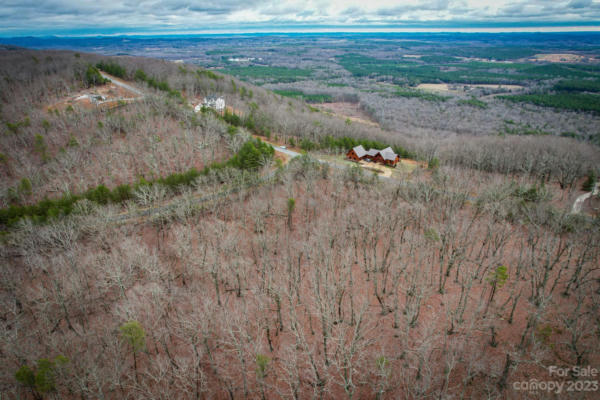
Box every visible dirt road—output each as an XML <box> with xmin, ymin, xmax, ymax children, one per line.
<box><xmin>571</xmin><ymin>183</ymin><xmax>599</xmax><ymax>214</ymax></box>
<box><xmin>99</xmin><ymin>71</ymin><xmax>144</xmax><ymax>97</ymax></box>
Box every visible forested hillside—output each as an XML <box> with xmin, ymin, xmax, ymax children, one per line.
<box><xmin>0</xmin><ymin>47</ymin><xmax>599</xmax><ymax>399</ymax></box>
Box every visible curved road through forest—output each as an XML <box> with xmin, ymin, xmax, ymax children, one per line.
<box><xmin>571</xmin><ymin>183</ymin><xmax>599</xmax><ymax>214</ymax></box>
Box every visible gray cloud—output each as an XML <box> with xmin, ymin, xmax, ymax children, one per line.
<box><xmin>0</xmin><ymin>0</ymin><xmax>599</xmax><ymax>35</ymax></box>
<box><xmin>374</xmin><ymin>0</ymin><xmax>453</xmax><ymax>17</ymax></box>
<box><xmin>569</xmin><ymin>0</ymin><xmax>592</xmax><ymax>9</ymax></box>
<box><xmin>493</xmin><ymin>0</ymin><xmax>600</xmax><ymax>21</ymax></box>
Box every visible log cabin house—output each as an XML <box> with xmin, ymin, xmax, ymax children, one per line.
<box><xmin>364</xmin><ymin>149</ymin><xmax>380</xmax><ymax>161</ymax></box>
<box><xmin>346</xmin><ymin>145</ymin><xmax>400</xmax><ymax>167</ymax></box>
<box><xmin>346</xmin><ymin>145</ymin><xmax>367</xmax><ymax>161</ymax></box>
<box><xmin>379</xmin><ymin>147</ymin><xmax>401</xmax><ymax>166</ymax></box>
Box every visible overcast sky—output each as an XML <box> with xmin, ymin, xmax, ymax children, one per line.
<box><xmin>1</xmin><ymin>0</ymin><xmax>599</xmax><ymax>36</ymax></box>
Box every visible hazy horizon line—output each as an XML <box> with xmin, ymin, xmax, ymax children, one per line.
<box><xmin>2</xmin><ymin>24</ymin><xmax>600</xmax><ymax>38</ymax></box>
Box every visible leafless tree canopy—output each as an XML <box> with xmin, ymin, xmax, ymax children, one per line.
<box><xmin>0</xmin><ymin>48</ymin><xmax>599</xmax><ymax>399</ymax></box>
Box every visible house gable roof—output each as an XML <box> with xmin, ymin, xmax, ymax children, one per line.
<box><xmin>352</xmin><ymin>145</ymin><xmax>367</xmax><ymax>158</ymax></box>
<box><xmin>380</xmin><ymin>147</ymin><xmax>398</xmax><ymax>161</ymax></box>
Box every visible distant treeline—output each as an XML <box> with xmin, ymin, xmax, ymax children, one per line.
<box><xmin>500</xmin><ymin>92</ymin><xmax>600</xmax><ymax>114</ymax></box>
<box><xmin>501</xmin><ymin>120</ymin><xmax>551</xmax><ymax>136</ymax></box>
<box><xmin>457</xmin><ymin>98</ymin><xmax>488</xmax><ymax>109</ymax></box>
<box><xmin>393</xmin><ymin>88</ymin><xmax>449</xmax><ymax>102</ymax></box>
<box><xmin>497</xmin><ymin>77</ymin><xmax>600</xmax><ymax>113</ymax></box>
<box><xmin>438</xmin><ymin>46</ymin><xmax>538</xmax><ymax>61</ymax></box>
<box><xmin>221</xmin><ymin>66</ymin><xmax>312</xmax><ymax>83</ymax></box>
<box><xmin>336</xmin><ymin>54</ymin><xmax>600</xmax><ymax>85</ymax></box>
<box><xmin>553</xmin><ymin>79</ymin><xmax>600</xmax><ymax>93</ymax></box>
<box><xmin>273</xmin><ymin>89</ymin><xmax>333</xmax><ymax>103</ymax></box>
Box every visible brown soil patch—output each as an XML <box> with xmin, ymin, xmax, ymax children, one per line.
<box><xmin>401</xmin><ymin>158</ymin><xmax>427</xmax><ymax>168</ymax></box>
<box><xmin>358</xmin><ymin>160</ymin><xmax>391</xmax><ymax>177</ymax></box>
<box><xmin>274</xmin><ymin>151</ymin><xmax>290</xmax><ymax>165</ymax></box>
<box><xmin>46</xmin><ymin>80</ymin><xmax>140</xmax><ymax>112</ymax></box>
<box><xmin>534</xmin><ymin>53</ymin><xmax>597</xmax><ymax>63</ymax></box>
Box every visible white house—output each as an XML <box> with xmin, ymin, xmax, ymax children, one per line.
<box><xmin>195</xmin><ymin>95</ymin><xmax>225</xmax><ymax>113</ymax></box>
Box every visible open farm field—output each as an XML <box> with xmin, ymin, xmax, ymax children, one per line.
<box><xmin>534</xmin><ymin>53</ymin><xmax>598</xmax><ymax>63</ymax></box>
